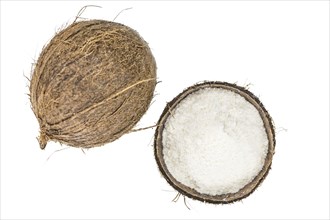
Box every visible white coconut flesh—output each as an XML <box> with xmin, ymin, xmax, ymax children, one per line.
<box><xmin>162</xmin><ymin>88</ymin><xmax>269</xmax><ymax>196</ymax></box>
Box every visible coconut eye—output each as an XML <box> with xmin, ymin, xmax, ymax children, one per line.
<box><xmin>154</xmin><ymin>81</ymin><xmax>275</xmax><ymax>204</ymax></box>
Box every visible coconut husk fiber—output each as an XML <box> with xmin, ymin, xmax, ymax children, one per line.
<box><xmin>30</xmin><ymin>20</ymin><xmax>156</xmax><ymax>149</ymax></box>
<box><xmin>154</xmin><ymin>81</ymin><xmax>275</xmax><ymax>204</ymax></box>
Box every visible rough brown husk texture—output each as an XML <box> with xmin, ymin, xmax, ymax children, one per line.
<box><xmin>154</xmin><ymin>81</ymin><xmax>275</xmax><ymax>204</ymax></box>
<box><xmin>30</xmin><ymin>20</ymin><xmax>156</xmax><ymax>149</ymax></box>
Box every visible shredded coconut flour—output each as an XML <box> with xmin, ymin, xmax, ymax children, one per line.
<box><xmin>162</xmin><ymin>88</ymin><xmax>269</xmax><ymax>196</ymax></box>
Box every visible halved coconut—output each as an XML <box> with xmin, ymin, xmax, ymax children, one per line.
<box><xmin>154</xmin><ymin>81</ymin><xmax>275</xmax><ymax>204</ymax></box>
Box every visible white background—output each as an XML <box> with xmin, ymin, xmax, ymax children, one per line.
<box><xmin>1</xmin><ymin>1</ymin><xmax>329</xmax><ymax>219</ymax></box>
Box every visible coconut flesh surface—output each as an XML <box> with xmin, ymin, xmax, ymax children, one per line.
<box><xmin>162</xmin><ymin>88</ymin><xmax>269</xmax><ymax>196</ymax></box>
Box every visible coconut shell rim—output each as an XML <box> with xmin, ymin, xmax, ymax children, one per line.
<box><xmin>154</xmin><ymin>81</ymin><xmax>276</xmax><ymax>204</ymax></box>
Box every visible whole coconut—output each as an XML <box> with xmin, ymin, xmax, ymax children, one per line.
<box><xmin>30</xmin><ymin>20</ymin><xmax>156</xmax><ymax>149</ymax></box>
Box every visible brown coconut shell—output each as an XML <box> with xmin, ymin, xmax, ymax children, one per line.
<box><xmin>154</xmin><ymin>81</ymin><xmax>275</xmax><ymax>204</ymax></box>
<box><xmin>30</xmin><ymin>20</ymin><xmax>156</xmax><ymax>149</ymax></box>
